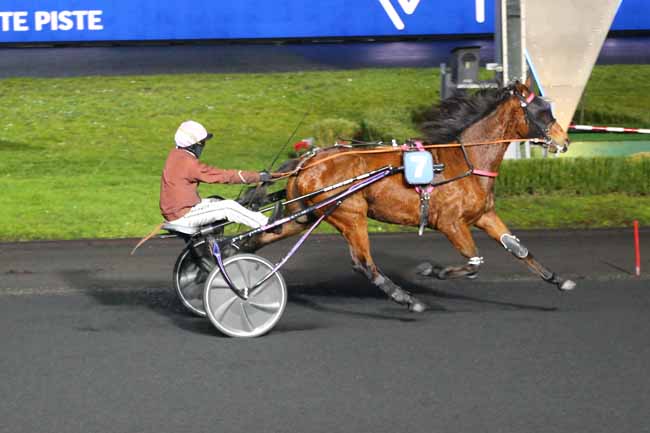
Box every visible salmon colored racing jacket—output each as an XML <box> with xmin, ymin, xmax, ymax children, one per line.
<box><xmin>160</xmin><ymin>148</ymin><xmax>260</xmax><ymax>221</ymax></box>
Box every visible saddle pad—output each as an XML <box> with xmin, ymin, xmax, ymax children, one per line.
<box><xmin>403</xmin><ymin>151</ymin><xmax>434</xmax><ymax>185</ymax></box>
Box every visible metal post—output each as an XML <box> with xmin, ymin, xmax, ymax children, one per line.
<box><xmin>495</xmin><ymin>0</ymin><xmax>526</xmax><ymax>85</ymax></box>
<box><xmin>495</xmin><ymin>0</ymin><xmax>505</xmax><ymax>85</ymax></box>
<box><xmin>496</xmin><ymin>0</ymin><xmax>527</xmax><ymax>160</ymax></box>
<box><xmin>507</xmin><ymin>0</ymin><xmax>526</xmax><ymax>83</ymax></box>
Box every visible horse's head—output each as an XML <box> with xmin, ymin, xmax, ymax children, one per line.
<box><xmin>511</xmin><ymin>80</ymin><xmax>570</xmax><ymax>153</ymax></box>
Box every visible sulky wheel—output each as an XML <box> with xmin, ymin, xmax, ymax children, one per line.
<box><xmin>173</xmin><ymin>239</ymin><xmax>215</xmax><ymax>317</ymax></box>
<box><xmin>203</xmin><ymin>254</ymin><xmax>287</xmax><ymax>338</ymax></box>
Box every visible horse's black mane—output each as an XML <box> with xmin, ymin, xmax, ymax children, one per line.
<box><xmin>418</xmin><ymin>86</ymin><xmax>513</xmax><ymax>143</ymax></box>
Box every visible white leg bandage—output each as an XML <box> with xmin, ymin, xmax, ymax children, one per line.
<box><xmin>171</xmin><ymin>198</ymin><xmax>268</xmax><ymax>228</ymax></box>
<box><xmin>467</xmin><ymin>256</ymin><xmax>484</xmax><ymax>266</ymax></box>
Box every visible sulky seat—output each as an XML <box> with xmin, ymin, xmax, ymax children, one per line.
<box><xmin>161</xmin><ymin>222</ymin><xmax>200</xmax><ymax>236</ymax></box>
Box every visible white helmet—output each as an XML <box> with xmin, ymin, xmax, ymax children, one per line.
<box><xmin>174</xmin><ymin>120</ymin><xmax>213</xmax><ymax>148</ymax></box>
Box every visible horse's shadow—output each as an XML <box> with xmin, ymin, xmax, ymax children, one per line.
<box><xmin>59</xmin><ymin>268</ymin><xmax>427</xmax><ymax>335</ymax></box>
<box><xmin>60</xmin><ymin>251</ymin><xmax>556</xmax><ymax>337</ymax></box>
<box><xmin>282</xmin><ymin>253</ymin><xmax>557</xmax><ymax>315</ymax></box>
<box><xmin>59</xmin><ymin>269</ymin><xmax>219</xmax><ymax>336</ymax></box>
<box><xmin>394</xmin><ymin>272</ymin><xmax>557</xmax><ymax>313</ymax></box>
<box><xmin>59</xmin><ymin>269</ymin><xmax>328</xmax><ymax>336</ymax></box>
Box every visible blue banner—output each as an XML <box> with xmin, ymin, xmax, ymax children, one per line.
<box><xmin>0</xmin><ymin>0</ymin><xmax>646</xmax><ymax>44</ymax></box>
<box><xmin>611</xmin><ymin>0</ymin><xmax>649</xmax><ymax>31</ymax></box>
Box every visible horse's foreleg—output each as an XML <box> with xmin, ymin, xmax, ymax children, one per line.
<box><xmin>419</xmin><ymin>222</ymin><xmax>483</xmax><ymax>279</ymax></box>
<box><xmin>328</xmin><ymin>209</ymin><xmax>428</xmax><ymax>312</ymax></box>
<box><xmin>475</xmin><ymin>211</ymin><xmax>575</xmax><ymax>291</ymax></box>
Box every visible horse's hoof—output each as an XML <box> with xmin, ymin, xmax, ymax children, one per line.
<box><xmin>435</xmin><ymin>268</ymin><xmax>449</xmax><ymax>280</ymax></box>
<box><xmin>559</xmin><ymin>279</ymin><xmax>576</xmax><ymax>291</ymax></box>
<box><xmin>466</xmin><ymin>272</ymin><xmax>478</xmax><ymax>280</ymax></box>
<box><xmin>409</xmin><ymin>300</ymin><xmax>428</xmax><ymax>313</ymax></box>
<box><xmin>416</xmin><ymin>262</ymin><xmax>434</xmax><ymax>277</ymax></box>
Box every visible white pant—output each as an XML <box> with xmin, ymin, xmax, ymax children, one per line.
<box><xmin>169</xmin><ymin>198</ymin><xmax>268</xmax><ymax>228</ymax></box>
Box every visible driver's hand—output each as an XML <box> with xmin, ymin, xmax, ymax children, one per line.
<box><xmin>259</xmin><ymin>171</ymin><xmax>284</xmax><ymax>182</ymax></box>
<box><xmin>259</xmin><ymin>171</ymin><xmax>272</xmax><ymax>182</ymax></box>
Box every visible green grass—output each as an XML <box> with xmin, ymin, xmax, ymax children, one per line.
<box><xmin>0</xmin><ymin>69</ymin><xmax>436</xmax><ymax>240</ymax></box>
<box><xmin>569</xmin><ymin>132</ymin><xmax>650</xmax><ymax>142</ymax></box>
<box><xmin>576</xmin><ymin>65</ymin><xmax>650</xmax><ymax>127</ymax></box>
<box><xmin>561</xmin><ymin>141</ymin><xmax>650</xmax><ymax>158</ymax></box>
<box><xmin>494</xmin><ymin>193</ymin><xmax>650</xmax><ymax>229</ymax></box>
<box><xmin>497</xmin><ymin>157</ymin><xmax>650</xmax><ymax>196</ymax></box>
<box><xmin>1</xmin><ymin>65</ymin><xmax>650</xmax><ymax>241</ymax></box>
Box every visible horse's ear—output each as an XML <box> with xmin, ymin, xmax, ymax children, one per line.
<box><xmin>525</xmin><ymin>75</ymin><xmax>533</xmax><ymax>90</ymax></box>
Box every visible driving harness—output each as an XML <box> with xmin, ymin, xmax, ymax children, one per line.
<box><xmin>401</xmin><ymin>139</ymin><xmax>499</xmax><ymax>236</ymax></box>
<box><xmin>401</xmin><ymin>140</ymin><xmax>444</xmax><ymax>236</ymax></box>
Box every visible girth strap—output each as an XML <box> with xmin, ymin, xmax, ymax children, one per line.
<box><xmin>403</xmin><ymin>140</ymin><xmax>435</xmax><ymax>236</ymax></box>
<box><xmin>415</xmin><ymin>185</ymin><xmax>433</xmax><ymax>236</ymax></box>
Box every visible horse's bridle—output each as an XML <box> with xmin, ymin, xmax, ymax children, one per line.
<box><xmin>512</xmin><ymin>88</ymin><xmax>557</xmax><ymax>149</ymax></box>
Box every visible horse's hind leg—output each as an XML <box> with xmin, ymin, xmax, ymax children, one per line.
<box><xmin>475</xmin><ymin>211</ymin><xmax>576</xmax><ymax>291</ymax></box>
<box><xmin>239</xmin><ymin>220</ymin><xmax>308</xmax><ymax>253</ymax></box>
<box><xmin>418</xmin><ymin>222</ymin><xmax>483</xmax><ymax>279</ymax></box>
<box><xmin>328</xmin><ymin>209</ymin><xmax>428</xmax><ymax>312</ymax></box>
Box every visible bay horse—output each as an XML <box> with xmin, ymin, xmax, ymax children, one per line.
<box><xmin>244</xmin><ymin>80</ymin><xmax>574</xmax><ymax>312</ymax></box>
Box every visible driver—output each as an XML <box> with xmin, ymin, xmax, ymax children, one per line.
<box><xmin>160</xmin><ymin>120</ymin><xmax>276</xmax><ymax>229</ymax></box>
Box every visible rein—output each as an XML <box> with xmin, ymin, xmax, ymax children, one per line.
<box><xmin>269</xmin><ymin>86</ymin><xmax>559</xmax><ymax>180</ymax></box>
<box><xmin>270</xmin><ymin>137</ymin><xmax>511</xmax><ymax>237</ymax></box>
<box><xmin>275</xmin><ymin>137</ymin><xmax>544</xmax><ymax>177</ymax></box>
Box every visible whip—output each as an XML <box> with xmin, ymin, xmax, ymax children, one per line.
<box><xmin>266</xmin><ymin>109</ymin><xmax>311</xmax><ymax>172</ymax></box>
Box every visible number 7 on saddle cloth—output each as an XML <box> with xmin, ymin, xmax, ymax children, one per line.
<box><xmin>403</xmin><ymin>151</ymin><xmax>434</xmax><ymax>185</ymax></box>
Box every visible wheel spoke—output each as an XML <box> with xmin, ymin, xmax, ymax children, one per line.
<box><xmin>235</xmin><ymin>260</ymin><xmax>250</xmax><ymax>287</ymax></box>
<box><xmin>205</xmin><ymin>256</ymin><xmax>286</xmax><ymax>337</ymax></box>
<box><xmin>184</xmin><ymin>261</ymin><xmax>199</xmax><ymax>274</ymax></box>
<box><xmin>253</xmin><ymin>262</ymin><xmax>262</xmax><ymax>279</ymax></box>
<box><xmin>249</xmin><ymin>278</ymin><xmax>274</xmax><ymax>297</ymax></box>
<box><xmin>198</xmin><ymin>259</ymin><xmax>215</xmax><ymax>274</ymax></box>
<box><xmin>247</xmin><ymin>300</ymin><xmax>280</xmax><ymax>313</ymax></box>
<box><xmin>240</xmin><ymin>303</ymin><xmax>254</xmax><ymax>332</ymax></box>
<box><xmin>212</xmin><ymin>296</ymin><xmax>238</xmax><ymax>322</ymax></box>
<box><xmin>209</xmin><ymin>275</ymin><xmax>230</xmax><ymax>290</ymax></box>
